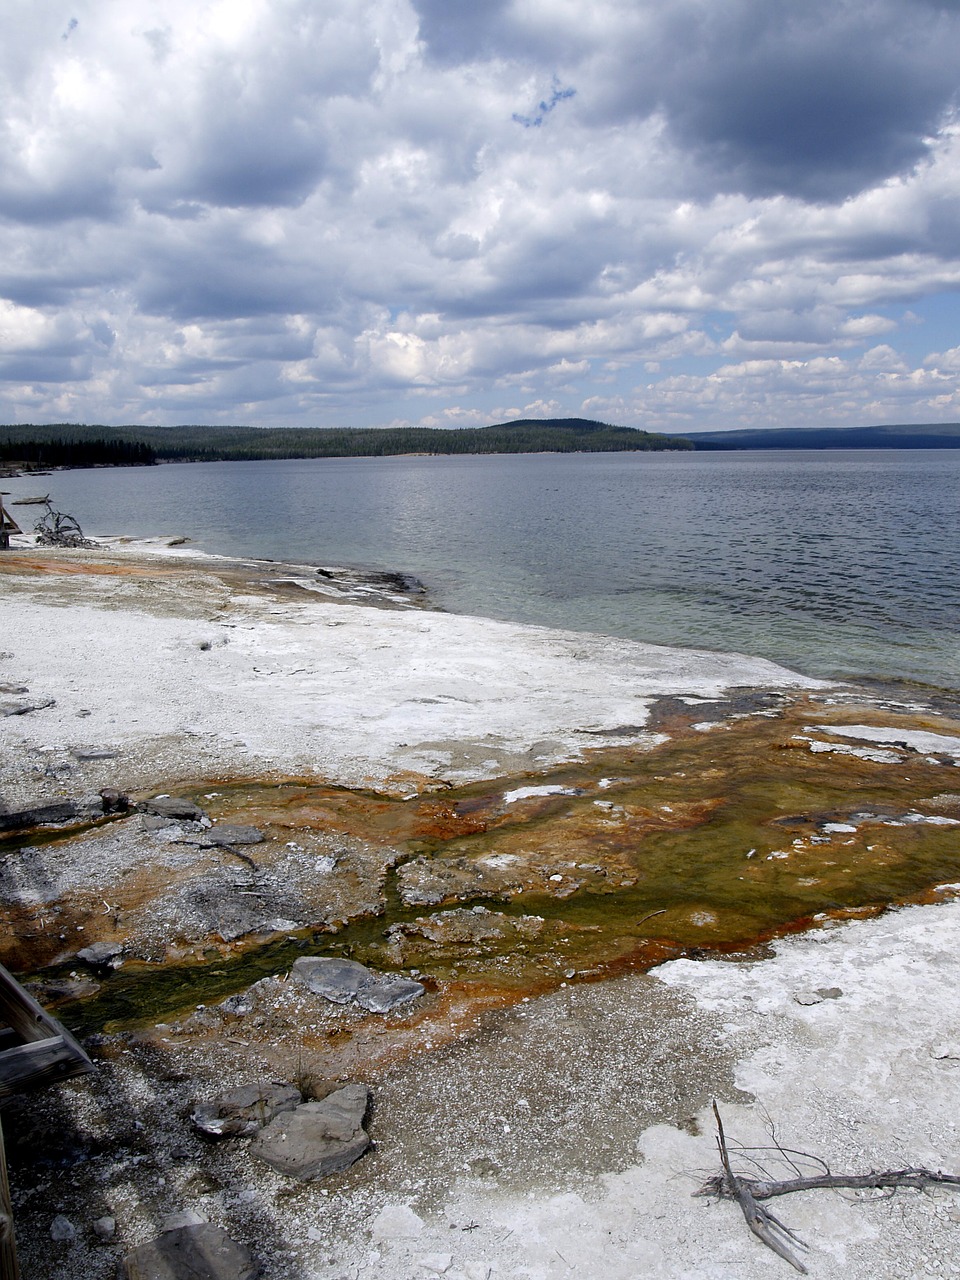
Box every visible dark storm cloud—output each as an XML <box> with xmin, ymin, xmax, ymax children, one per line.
<box><xmin>415</xmin><ymin>0</ymin><xmax>960</xmax><ymax>200</ymax></box>
<box><xmin>630</xmin><ymin>0</ymin><xmax>960</xmax><ymax>200</ymax></box>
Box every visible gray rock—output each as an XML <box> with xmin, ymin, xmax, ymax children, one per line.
<box><xmin>218</xmin><ymin>992</ymin><xmax>256</xmax><ymax>1017</ymax></box>
<box><xmin>50</xmin><ymin>1214</ymin><xmax>76</xmax><ymax>1242</ymax></box>
<box><xmin>100</xmin><ymin>788</ymin><xmax>130</xmax><ymax>813</ymax></box>
<box><xmin>77</xmin><ymin>940</ymin><xmax>123</xmax><ymax>970</ymax></box>
<box><xmin>0</xmin><ymin>683</ymin><xmax>28</xmax><ymax>694</ymax></box>
<box><xmin>292</xmin><ymin>956</ymin><xmax>424</xmax><ymax>1013</ymax></box>
<box><xmin>357</xmin><ymin>975</ymin><xmax>425</xmax><ymax>1014</ymax></box>
<box><xmin>141</xmin><ymin>813</ymin><xmax>176</xmax><ymax>832</ymax></box>
<box><xmin>1</xmin><ymin>697</ymin><xmax>55</xmax><ymax>717</ymax></box>
<box><xmin>815</xmin><ymin>986</ymin><xmax>843</xmax><ymax>1000</ymax></box>
<box><xmin>191</xmin><ymin>1082</ymin><xmax>302</xmax><ymax>1139</ymax></box>
<box><xmin>250</xmin><ymin>1084</ymin><xmax>371</xmax><ymax>1180</ymax></box>
<box><xmin>121</xmin><ymin>1224</ymin><xmax>259</xmax><ymax>1280</ymax></box>
<box><xmin>140</xmin><ymin>796</ymin><xmax>208</xmax><ymax>821</ymax></box>
<box><xmin>207</xmin><ymin>824</ymin><xmax>265</xmax><ymax>846</ymax></box>
<box><xmin>161</xmin><ymin>1210</ymin><xmax>207</xmax><ymax>1233</ymax></box>
<box><xmin>92</xmin><ymin>1216</ymin><xmax>116</xmax><ymax>1242</ymax></box>
<box><xmin>292</xmin><ymin>957</ymin><xmax>371</xmax><ymax>1004</ymax></box>
<box><xmin>0</xmin><ymin>795</ymin><xmax>105</xmax><ymax>833</ymax></box>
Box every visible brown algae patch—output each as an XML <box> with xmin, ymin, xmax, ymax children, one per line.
<box><xmin>11</xmin><ymin>689</ymin><xmax>960</xmax><ymax>1037</ymax></box>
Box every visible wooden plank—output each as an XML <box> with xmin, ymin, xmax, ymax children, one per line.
<box><xmin>0</xmin><ymin>964</ymin><xmax>93</xmax><ymax>1091</ymax></box>
<box><xmin>0</xmin><ymin>1118</ymin><xmax>20</xmax><ymax>1280</ymax></box>
<box><xmin>0</xmin><ymin>1037</ymin><xmax>95</xmax><ymax>1098</ymax></box>
<box><xmin>0</xmin><ymin>967</ymin><xmax>61</xmax><ymax>1044</ymax></box>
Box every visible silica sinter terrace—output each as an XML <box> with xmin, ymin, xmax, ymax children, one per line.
<box><xmin>29</xmin><ymin>448</ymin><xmax>960</xmax><ymax>689</ymax></box>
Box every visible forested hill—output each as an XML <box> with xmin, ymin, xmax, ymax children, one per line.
<box><xmin>681</xmin><ymin>422</ymin><xmax>960</xmax><ymax>449</ymax></box>
<box><xmin>0</xmin><ymin>419</ymin><xmax>692</xmax><ymax>468</ymax></box>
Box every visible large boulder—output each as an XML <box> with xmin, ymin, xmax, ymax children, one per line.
<box><xmin>122</xmin><ymin>1224</ymin><xmax>259</xmax><ymax>1280</ymax></box>
<box><xmin>291</xmin><ymin>956</ymin><xmax>424</xmax><ymax>1013</ymax></box>
<box><xmin>250</xmin><ymin>1084</ymin><xmax>371</xmax><ymax>1180</ymax></box>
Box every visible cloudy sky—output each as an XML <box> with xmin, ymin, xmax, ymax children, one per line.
<box><xmin>2</xmin><ymin>0</ymin><xmax>960</xmax><ymax>432</ymax></box>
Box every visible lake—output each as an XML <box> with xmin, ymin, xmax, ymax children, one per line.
<box><xmin>15</xmin><ymin>449</ymin><xmax>960</xmax><ymax>689</ymax></box>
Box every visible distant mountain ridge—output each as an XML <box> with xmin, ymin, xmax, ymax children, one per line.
<box><xmin>680</xmin><ymin>422</ymin><xmax>960</xmax><ymax>449</ymax></box>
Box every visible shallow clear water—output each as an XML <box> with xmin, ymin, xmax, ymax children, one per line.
<box><xmin>20</xmin><ymin>449</ymin><xmax>960</xmax><ymax>687</ymax></box>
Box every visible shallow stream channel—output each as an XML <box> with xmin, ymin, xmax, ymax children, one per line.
<box><xmin>8</xmin><ymin>682</ymin><xmax>960</xmax><ymax>1059</ymax></box>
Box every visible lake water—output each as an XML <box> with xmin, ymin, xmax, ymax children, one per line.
<box><xmin>17</xmin><ymin>449</ymin><xmax>960</xmax><ymax>689</ymax></box>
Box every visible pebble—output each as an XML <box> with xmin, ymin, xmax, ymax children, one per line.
<box><xmin>92</xmin><ymin>1216</ymin><xmax>116</xmax><ymax>1241</ymax></box>
<box><xmin>370</xmin><ymin>1204</ymin><xmax>425</xmax><ymax>1241</ymax></box>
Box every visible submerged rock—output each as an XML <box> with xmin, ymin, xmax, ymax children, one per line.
<box><xmin>121</xmin><ymin>1224</ymin><xmax>259</xmax><ymax>1280</ymax></box>
<box><xmin>250</xmin><ymin>1083</ymin><xmax>371</xmax><ymax>1180</ymax></box>
<box><xmin>191</xmin><ymin>1082</ymin><xmax>301</xmax><ymax>1139</ymax></box>
<box><xmin>291</xmin><ymin>956</ymin><xmax>424</xmax><ymax>1013</ymax></box>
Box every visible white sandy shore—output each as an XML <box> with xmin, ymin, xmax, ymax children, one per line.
<box><xmin>345</xmin><ymin>899</ymin><xmax>960</xmax><ymax>1280</ymax></box>
<box><xmin>2</xmin><ymin>534</ymin><xmax>820</xmax><ymax>806</ymax></box>
<box><xmin>3</xmin><ymin>536</ymin><xmax>960</xmax><ymax>1278</ymax></box>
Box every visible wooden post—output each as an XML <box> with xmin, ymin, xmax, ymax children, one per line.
<box><xmin>0</xmin><ymin>1118</ymin><xmax>20</xmax><ymax>1280</ymax></box>
<box><xmin>0</xmin><ymin>495</ymin><xmax>21</xmax><ymax>551</ymax></box>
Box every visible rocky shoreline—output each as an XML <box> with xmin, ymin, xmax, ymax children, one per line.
<box><xmin>3</xmin><ymin>534</ymin><xmax>960</xmax><ymax>1278</ymax></box>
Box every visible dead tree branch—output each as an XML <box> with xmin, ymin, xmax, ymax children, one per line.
<box><xmin>33</xmin><ymin>500</ymin><xmax>96</xmax><ymax>549</ymax></box>
<box><xmin>709</xmin><ymin>1100</ymin><xmax>809</xmax><ymax>1273</ymax></box>
<box><xmin>698</xmin><ymin>1102</ymin><xmax>960</xmax><ymax>1272</ymax></box>
<box><xmin>700</xmin><ymin>1166</ymin><xmax>960</xmax><ymax>1201</ymax></box>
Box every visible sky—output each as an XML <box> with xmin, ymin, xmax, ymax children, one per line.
<box><xmin>2</xmin><ymin>1</ymin><xmax>960</xmax><ymax>433</ymax></box>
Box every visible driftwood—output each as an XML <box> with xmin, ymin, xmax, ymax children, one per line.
<box><xmin>32</xmin><ymin>500</ymin><xmax>96</xmax><ymax>548</ymax></box>
<box><xmin>698</xmin><ymin>1102</ymin><xmax>960</xmax><ymax>1273</ymax></box>
<box><xmin>706</xmin><ymin>1101</ymin><xmax>810</xmax><ymax>1272</ymax></box>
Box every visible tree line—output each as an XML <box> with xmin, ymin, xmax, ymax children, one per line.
<box><xmin>0</xmin><ymin>418</ymin><xmax>693</xmax><ymax>468</ymax></box>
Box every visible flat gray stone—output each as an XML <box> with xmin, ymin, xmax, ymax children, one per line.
<box><xmin>191</xmin><ymin>1082</ymin><xmax>301</xmax><ymax>1139</ymax></box>
<box><xmin>292</xmin><ymin>956</ymin><xmax>424</xmax><ymax>1013</ymax></box>
<box><xmin>250</xmin><ymin>1084</ymin><xmax>371</xmax><ymax>1180</ymax></box>
<box><xmin>77</xmin><ymin>941</ymin><xmax>123</xmax><ymax>969</ymax></box>
<box><xmin>356</xmin><ymin>975</ymin><xmax>425</xmax><ymax>1014</ymax></box>
<box><xmin>161</xmin><ymin>1210</ymin><xmax>206</xmax><ymax>1233</ymax></box>
<box><xmin>1</xmin><ymin>697</ymin><xmax>55</xmax><ymax>717</ymax></box>
<box><xmin>141</xmin><ymin>796</ymin><xmax>207</xmax><ymax>821</ymax></box>
<box><xmin>0</xmin><ymin>796</ymin><xmax>104</xmax><ymax>833</ymax></box>
<box><xmin>122</xmin><ymin>1224</ymin><xmax>259</xmax><ymax>1279</ymax></box>
<box><xmin>292</xmin><ymin>956</ymin><xmax>370</xmax><ymax>1004</ymax></box>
